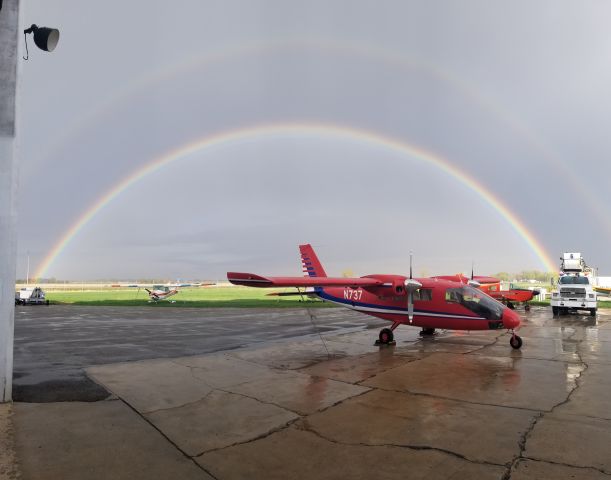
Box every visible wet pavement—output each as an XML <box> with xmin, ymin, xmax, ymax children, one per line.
<box><xmin>6</xmin><ymin>305</ymin><xmax>611</xmax><ymax>479</ymax></box>
<box><xmin>12</xmin><ymin>305</ymin><xmax>372</xmax><ymax>402</ymax></box>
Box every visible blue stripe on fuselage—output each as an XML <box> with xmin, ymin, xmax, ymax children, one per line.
<box><xmin>314</xmin><ymin>288</ymin><xmax>483</xmax><ymax>320</ymax></box>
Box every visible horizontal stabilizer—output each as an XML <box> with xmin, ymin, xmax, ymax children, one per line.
<box><xmin>227</xmin><ymin>272</ymin><xmax>384</xmax><ymax>288</ymax></box>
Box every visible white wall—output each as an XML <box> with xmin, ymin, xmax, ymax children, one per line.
<box><xmin>0</xmin><ymin>0</ymin><xmax>20</xmax><ymax>403</ymax></box>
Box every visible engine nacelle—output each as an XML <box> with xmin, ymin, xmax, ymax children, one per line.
<box><xmin>393</xmin><ymin>279</ymin><xmax>406</xmax><ymax>295</ymax></box>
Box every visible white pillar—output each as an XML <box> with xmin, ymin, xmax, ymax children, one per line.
<box><xmin>0</xmin><ymin>0</ymin><xmax>20</xmax><ymax>403</ymax></box>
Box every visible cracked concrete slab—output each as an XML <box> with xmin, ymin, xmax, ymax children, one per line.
<box><xmin>12</xmin><ymin>400</ymin><xmax>211</xmax><ymax>480</ymax></box>
<box><xmin>554</xmin><ymin>363</ymin><xmax>611</xmax><ymax>419</ymax></box>
<box><xmin>301</xmin><ymin>388</ymin><xmax>536</xmax><ymax>465</ymax></box>
<box><xmin>229</xmin><ymin>338</ymin><xmax>377</xmax><ymax>369</ymax></box>
<box><xmin>512</xmin><ymin>459</ymin><xmax>611</xmax><ymax>480</ymax></box>
<box><xmin>525</xmin><ymin>413</ymin><xmax>611</xmax><ymax>474</ymax></box>
<box><xmin>579</xmin><ymin>339</ymin><xmax>611</xmax><ymax>365</ymax></box>
<box><xmin>88</xmin><ymin>359</ymin><xmax>213</xmax><ymax>413</ymax></box>
<box><xmin>472</xmin><ymin>335</ymin><xmax>582</xmax><ymax>363</ymax></box>
<box><xmin>146</xmin><ymin>390</ymin><xmax>298</xmax><ymax>456</ymax></box>
<box><xmin>226</xmin><ymin>369</ymin><xmax>369</xmax><ymax>415</ymax></box>
<box><xmin>392</xmin><ymin>339</ymin><xmax>488</xmax><ymax>355</ymax></box>
<box><xmin>362</xmin><ymin>352</ymin><xmax>579</xmax><ymax>411</ymax></box>
<box><xmin>171</xmin><ymin>353</ymin><xmax>285</xmax><ymax>388</ymax></box>
<box><xmin>198</xmin><ymin>426</ymin><xmax>506</xmax><ymax>480</ymax></box>
<box><xmin>300</xmin><ymin>348</ymin><xmax>424</xmax><ymax>383</ymax></box>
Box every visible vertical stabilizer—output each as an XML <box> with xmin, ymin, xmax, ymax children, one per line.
<box><xmin>299</xmin><ymin>244</ymin><xmax>327</xmax><ymax>278</ymax></box>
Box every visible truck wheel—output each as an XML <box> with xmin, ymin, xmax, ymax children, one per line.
<box><xmin>590</xmin><ymin>308</ymin><xmax>597</xmax><ymax>317</ymax></box>
<box><xmin>552</xmin><ymin>306</ymin><xmax>558</xmax><ymax>316</ymax></box>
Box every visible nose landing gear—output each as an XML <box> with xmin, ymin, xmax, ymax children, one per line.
<box><xmin>509</xmin><ymin>331</ymin><xmax>523</xmax><ymax>349</ymax></box>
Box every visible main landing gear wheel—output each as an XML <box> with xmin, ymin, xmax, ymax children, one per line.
<box><xmin>507</xmin><ymin>302</ymin><xmax>515</xmax><ymax>310</ymax></box>
<box><xmin>378</xmin><ymin>328</ymin><xmax>394</xmax><ymax>344</ymax></box>
<box><xmin>524</xmin><ymin>304</ymin><xmax>531</xmax><ymax>312</ymax></box>
<box><xmin>510</xmin><ymin>334</ymin><xmax>523</xmax><ymax>350</ymax></box>
<box><xmin>419</xmin><ymin>328</ymin><xmax>436</xmax><ymax>336</ymax></box>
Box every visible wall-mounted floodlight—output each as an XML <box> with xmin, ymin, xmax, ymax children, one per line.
<box><xmin>23</xmin><ymin>24</ymin><xmax>60</xmax><ymax>60</ymax></box>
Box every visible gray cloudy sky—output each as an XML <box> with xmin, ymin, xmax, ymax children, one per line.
<box><xmin>15</xmin><ymin>1</ymin><xmax>611</xmax><ymax>280</ymax></box>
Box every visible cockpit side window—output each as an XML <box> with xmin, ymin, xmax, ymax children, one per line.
<box><xmin>445</xmin><ymin>286</ymin><xmax>503</xmax><ymax>320</ymax></box>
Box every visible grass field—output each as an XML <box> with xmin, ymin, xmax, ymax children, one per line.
<box><xmin>44</xmin><ymin>286</ymin><xmax>334</xmax><ymax>308</ymax></box>
<box><xmin>37</xmin><ymin>286</ymin><xmax>611</xmax><ymax>309</ymax></box>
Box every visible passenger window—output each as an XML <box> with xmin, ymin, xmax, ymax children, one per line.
<box><xmin>414</xmin><ymin>288</ymin><xmax>432</xmax><ymax>301</ymax></box>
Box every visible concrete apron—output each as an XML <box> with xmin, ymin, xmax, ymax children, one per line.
<box><xmin>9</xmin><ymin>307</ymin><xmax>611</xmax><ymax>480</ymax></box>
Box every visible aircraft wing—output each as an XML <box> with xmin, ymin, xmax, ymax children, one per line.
<box><xmin>594</xmin><ymin>286</ymin><xmax>611</xmax><ymax>295</ymax></box>
<box><xmin>227</xmin><ymin>272</ymin><xmax>385</xmax><ymax>288</ymax></box>
<box><xmin>473</xmin><ymin>276</ymin><xmax>501</xmax><ymax>284</ymax></box>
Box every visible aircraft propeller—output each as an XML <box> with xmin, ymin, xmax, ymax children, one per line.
<box><xmin>468</xmin><ymin>261</ymin><xmax>481</xmax><ymax>288</ymax></box>
<box><xmin>404</xmin><ymin>251</ymin><xmax>422</xmax><ymax>323</ymax></box>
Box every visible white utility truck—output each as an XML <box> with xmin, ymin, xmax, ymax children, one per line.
<box><xmin>15</xmin><ymin>287</ymin><xmax>49</xmax><ymax>305</ymax></box>
<box><xmin>551</xmin><ymin>253</ymin><xmax>597</xmax><ymax>316</ymax></box>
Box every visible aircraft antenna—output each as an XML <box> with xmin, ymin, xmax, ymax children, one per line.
<box><xmin>409</xmin><ymin>251</ymin><xmax>413</xmax><ymax>279</ymax></box>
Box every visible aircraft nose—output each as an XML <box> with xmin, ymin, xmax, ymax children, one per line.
<box><xmin>502</xmin><ymin>307</ymin><xmax>521</xmax><ymax>329</ymax></box>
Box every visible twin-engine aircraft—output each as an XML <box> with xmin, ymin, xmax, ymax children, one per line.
<box><xmin>228</xmin><ymin>244</ymin><xmax>523</xmax><ymax>349</ymax></box>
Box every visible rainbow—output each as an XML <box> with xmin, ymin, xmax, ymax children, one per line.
<box><xmin>34</xmin><ymin>123</ymin><xmax>556</xmax><ymax>278</ymax></box>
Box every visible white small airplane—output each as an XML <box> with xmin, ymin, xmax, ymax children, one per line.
<box><xmin>111</xmin><ymin>280</ymin><xmax>215</xmax><ymax>302</ymax></box>
<box><xmin>145</xmin><ymin>285</ymin><xmax>180</xmax><ymax>302</ymax></box>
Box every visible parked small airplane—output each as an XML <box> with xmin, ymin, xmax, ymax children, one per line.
<box><xmin>434</xmin><ymin>274</ymin><xmax>539</xmax><ymax>310</ymax></box>
<box><xmin>145</xmin><ymin>285</ymin><xmax>180</xmax><ymax>302</ymax></box>
<box><xmin>111</xmin><ymin>280</ymin><xmax>214</xmax><ymax>302</ymax></box>
<box><xmin>228</xmin><ymin>244</ymin><xmax>523</xmax><ymax>349</ymax></box>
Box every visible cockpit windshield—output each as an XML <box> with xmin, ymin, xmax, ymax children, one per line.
<box><xmin>445</xmin><ymin>285</ymin><xmax>504</xmax><ymax>320</ymax></box>
<box><xmin>559</xmin><ymin>276</ymin><xmax>589</xmax><ymax>285</ymax></box>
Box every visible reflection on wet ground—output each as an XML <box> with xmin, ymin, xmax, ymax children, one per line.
<box><xmin>11</xmin><ymin>305</ymin><xmax>611</xmax><ymax>479</ymax></box>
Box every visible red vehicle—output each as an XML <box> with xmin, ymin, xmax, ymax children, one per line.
<box><xmin>435</xmin><ymin>274</ymin><xmax>539</xmax><ymax>310</ymax></box>
<box><xmin>228</xmin><ymin>244</ymin><xmax>523</xmax><ymax>349</ymax></box>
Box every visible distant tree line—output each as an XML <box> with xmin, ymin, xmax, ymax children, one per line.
<box><xmin>493</xmin><ymin>271</ymin><xmax>557</xmax><ymax>283</ymax></box>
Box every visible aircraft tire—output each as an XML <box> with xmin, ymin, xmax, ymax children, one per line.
<box><xmin>510</xmin><ymin>335</ymin><xmax>523</xmax><ymax>350</ymax></box>
<box><xmin>419</xmin><ymin>328</ymin><xmax>435</xmax><ymax>336</ymax></box>
<box><xmin>379</xmin><ymin>328</ymin><xmax>394</xmax><ymax>344</ymax></box>
<box><xmin>507</xmin><ymin>302</ymin><xmax>515</xmax><ymax>310</ymax></box>
<box><xmin>524</xmin><ymin>304</ymin><xmax>531</xmax><ymax>312</ymax></box>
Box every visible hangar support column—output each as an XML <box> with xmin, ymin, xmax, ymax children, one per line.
<box><xmin>0</xmin><ymin>0</ymin><xmax>20</xmax><ymax>402</ymax></box>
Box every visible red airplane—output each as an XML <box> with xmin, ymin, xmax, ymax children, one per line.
<box><xmin>435</xmin><ymin>274</ymin><xmax>539</xmax><ymax>311</ymax></box>
<box><xmin>227</xmin><ymin>244</ymin><xmax>523</xmax><ymax>349</ymax></box>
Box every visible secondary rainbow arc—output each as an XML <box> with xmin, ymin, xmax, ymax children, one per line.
<box><xmin>34</xmin><ymin>123</ymin><xmax>556</xmax><ymax>278</ymax></box>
